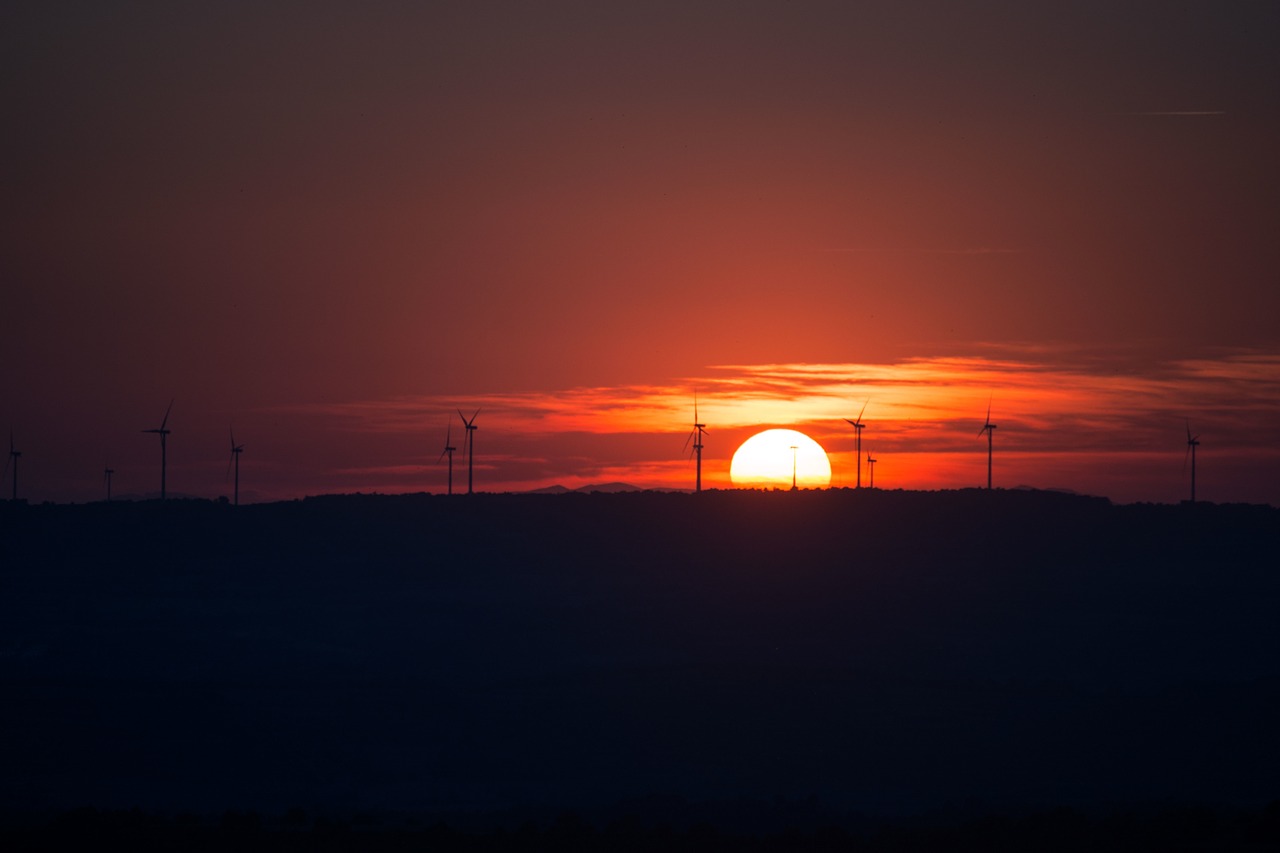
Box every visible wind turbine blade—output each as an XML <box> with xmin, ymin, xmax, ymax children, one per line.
<box><xmin>161</xmin><ymin>399</ymin><xmax>174</xmax><ymax>430</ymax></box>
<box><xmin>683</xmin><ymin>429</ymin><xmax>694</xmax><ymax>454</ymax></box>
<box><xmin>226</xmin><ymin>452</ymin><xmax>234</xmax><ymax>480</ymax></box>
<box><xmin>856</xmin><ymin>398</ymin><xmax>868</xmax><ymax>423</ymax></box>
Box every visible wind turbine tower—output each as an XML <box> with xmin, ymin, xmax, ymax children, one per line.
<box><xmin>790</xmin><ymin>444</ymin><xmax>799</xmax><ymax>491</ymax></box>
<box><xmin>1185</xmin><ymin>422</ymin><xmax>1201</xmax><ymax>503</ymax></box>
<box><xmin>867</xmin><ymin>452</ymin><xmax>877</xmax><ymax>489</ymax></box>
<box><xmin>142</xmin><ymin>400</ymin><xmax>173</xmax><ymax>500</ymax></box>
<box><xmin>228</xmin><ymin>429</ymin><xmax>244</xmax><ymax>506</ymax></box>
<box><xmin>104</xmin><ymin>465</ymin><xmax>115</xmax><ymax>501</ymax></box>
<box><xmin>979</xmin><ymin>400</ymin><xmax>997</xmax><ymax>490</ymax></box>
<box><xmin>458</xmin><ymin>410</ymin><xmax>479</xmax><ymax>494</ymax></box>
<box><xmin>684</xmin><ymin>395</ymin><xmax>708</xmax><ymax>493</ymax></box>
<box><xmin>437</xmin><ymin>423</ymin><xmax>457</xmax><ymax>495</ymax></box>
<box><xmin>5</xmin><ymin>432</ymin><xmax>20</xmax><ymax>501</ymax></box>
<box><xmin>844</xmin><ymin>400</ymin><xmax>868</xmax><ymax>488</ymax></box>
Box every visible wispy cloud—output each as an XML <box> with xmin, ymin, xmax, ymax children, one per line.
<box><xmin>820</xmin><ymin>246</ymin><xmax>1030</xmax><ymax>255</ymax></box>
<box><xmin>1130</xmin><ymin>110</ymin><xmax>1226</xmax><ymax>116</ymax></box>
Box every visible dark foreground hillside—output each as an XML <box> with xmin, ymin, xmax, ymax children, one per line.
<box><xmin>2</xmin><ymin>489</ymin><xmax>1278</xmax><ymax>839</ymax></box>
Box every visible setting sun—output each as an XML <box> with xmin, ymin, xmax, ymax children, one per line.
<box><xmin>730</xmin><ymin>429</ymin><xmax>832</xmax><ymax>489</ymax></box>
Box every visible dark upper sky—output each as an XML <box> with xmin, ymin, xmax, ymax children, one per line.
<box><xmin>3</xmin><ymin>1</ymin><xmax>1278</xmax><ymax>502</ymax></box>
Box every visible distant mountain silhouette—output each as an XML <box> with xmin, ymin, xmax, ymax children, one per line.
<box><xmin>573</xmin><ymin>481</ymin><xmax>644</xmax><ymax>493</ymax></box>
<box><xmin>1013</xmin><ymin>483</ymin><xmax>1080</xmax><ymax>494</ymax></box>
<box><xmin>526</xmin><ymin>482</ymin><xmax>645</xmax><ymax>494</ymax></box>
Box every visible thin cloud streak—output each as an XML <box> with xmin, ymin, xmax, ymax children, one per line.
<box><xmin>820</xmin><ymin>246</ymin><xmax>1031</xmax><ymax>255</ymax></box>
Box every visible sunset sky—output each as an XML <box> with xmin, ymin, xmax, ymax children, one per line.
<box><xmin>3</xmin><ymin>1</ymin><xmax>1278</xmax><ymax>505</ymax></box>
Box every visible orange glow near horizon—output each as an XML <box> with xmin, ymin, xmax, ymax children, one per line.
<box><xmin>10</xmin><ymin>350</ymin><xmax>1269</xmax><ymax>505</ymax></box>
<box><xmin>254</xmin><ymin>348</ymin><xmax>1280</xmax><ymax>505</ymax></box>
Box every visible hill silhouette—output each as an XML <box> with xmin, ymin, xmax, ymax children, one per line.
<box><xmin>1</xmin><ymin>489</ymin><xmax>1277</xmax><ymax>832</ymax></box>
<box><xmin>525</xmin><ymin>481</ymin><xmax>647</xmax><ymax>494</ymax></box>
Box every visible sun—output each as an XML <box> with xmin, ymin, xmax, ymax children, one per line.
<box><xmin>730</xmin><ymin>429</ymin><xmax>832</xmax><ymax>489</ymax></box>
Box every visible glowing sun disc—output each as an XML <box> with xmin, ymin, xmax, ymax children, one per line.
<box><xmin>730</xmin><ymin>429</ymin><xmax>832</xmax><ymax>489</ymax></box>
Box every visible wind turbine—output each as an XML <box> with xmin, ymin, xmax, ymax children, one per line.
<box><xmin>142</xmin><ymin>399</ymin><xmax>173</xmax><ymax>500</ymax></box>
<box><xmin>978</xmin><ymin>399</ymin><xmax>997</xmax><ymax>490</ymax></box>
<box><xmin>4</xmin><ymin>432</ymin><xmax>20</xmax><ymax>501</ymax></box>
<box><xmin>437</xmin><ymin>423</ymin><xmax>457</xmax><ymax>495</ymax></box>
<box><xmin>458</xmin><ymin>409</ymin><xmax>479</xmax><ymax>494</ymax></box>
<box><xmin>1185</xmin><ymin>422</ymin><xmax>1201</xmax><ymax>503</ymax></box>
<box><xmin>790</xmin><ymin>444</ymin><xmax>799</xmax><ymax>491</ymax></box>
<box><xmin>867</xmin><ymin>451</ymin><xmax>877</xmax><ymax>489</ymax></box>
<box><xmin>844</xmin><ymin>399</ymin><xmax>868</xmax><ymax>488</ymax></box>
<box><xmin>683</xmin><ymin>394</ymin><xmax>707</xmax><ymax>493</ymax></box>
<box><xmin>104</xmin><ymin>464</ymin><xmax>114</xmax><ymax>502</ymax></box>
<box><xmin>228</xmin><ymin>429</ymin><xmax>244</xmax><ymax>506</ymax></box>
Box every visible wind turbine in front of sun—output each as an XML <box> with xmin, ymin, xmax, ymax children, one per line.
<box><xmin>142</xmin><ymin>400</ymin><xmax>174</xmax><ymax>500</ymax></box>
<box><xmin>228</xmin><ymin>429</ymin><xmax>244</xmax><ymax>506</ymax></box>
<box><xmin>437</xmin><ymin>422</ymin><xmax>457</xmax><ymax>496</ymax></box>
<box><xmin>844</xmin><ymin>400</ymin><xmax>869</xmax><ymax>488</ymax></box>
<box><xmin>1184</xmin><ymin>421</ymin><xmax>1201</xmax><ymax>503</ymax></box>
<box><xmin>458</xmin><ymin>409</ymin><xmax>479</xmax><ymax>494</ymax></box>
<box><xmin>684</xmin><ymin>394</ymin><xmax>707</xmax><ymax>493</ymax></box>
<box><xmin>979</xmin><ymin>399</ymin><xmax>997</xmax><ymax>490</ymax></box>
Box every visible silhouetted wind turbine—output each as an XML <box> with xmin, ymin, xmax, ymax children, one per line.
<box><xmin>458</xmin><ymin>409</ymin><xmax>479</xmax><ymax>494</ymax></box>
<box><xmin>142</xmin><ymin>399</ymin><xmax>173</xmax><ymax>500</ymax></box>
<box><xmin>4</xmin><ymin>431</ymin><xmax>20</xmax><ymax>501</ymax></box>
<box><xmin>844</xmin><ymin>399</ymin><xmax>869</xmax><ymax>488</ymax></box>
<box><xmin>437</xmin><ymin>423</ymin><xmax>457</xmax><ymax>495</ymax></box>
<box><xmin>104</xmin><ymin>464</ymin><xmax>114</xmax><ymax>502</ymax></box>
<box><xmin>1185</xmin><ymin>421</ymin><xmax>1201</xmax><ymax>503</ymax></box>
<box><xmin>867</xmin><ymin>451</ymin><xmax>877</xmax><ymax>489</ymax></box>
<box><xmin>790</xmin><ymin>444</ymin><xmax>799</xmax><ymax>491</ymax></box>
<box><xmin>978</xmin><ymin>399</ymin><xmax>997</xmax><ymax>490</ymax></box>
<box><xmin>683</xmin><ymin>395</ymin><xmax>707</xmax><ymax>493</ymax></box>
<box><xmin>228</xmin><ymin>429</ymin><xmax>244</xmax><ymax>506</ymax></box>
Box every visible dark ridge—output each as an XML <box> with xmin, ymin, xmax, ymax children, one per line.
<box><xmin>4</xmin><ymin>800</ymin><xmax>1280</xmax><ymax>851</ymax></box>
<box><xmin>2</xmin><ymin>489</ymin><xmax>1277</xmax><ymax>829</ymax></box>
